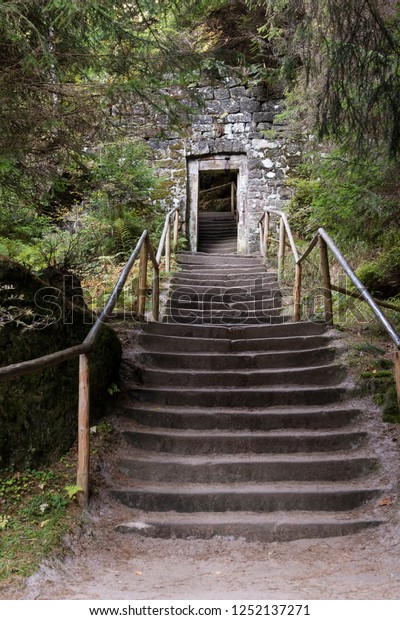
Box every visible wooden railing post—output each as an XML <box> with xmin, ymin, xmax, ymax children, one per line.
<box><xmin>294</xmin><ymin>263</ymin><xmax>302</xmax><ymax>322</ymax></box>
<box><xmin>137</xmin><ymin>238</ymin><xmax>148</xmax><ymax>321</ymax></box>
<box><xmin>165</xmin><ymin>216</ymin><xmax>171</xmax><ymax>273</ymax></box>
<box><xmin>263</xmin><ymin>211</ymin><xmax>270</xmax><ymax>259</ymax></box>
<box><xmin>173</xmin><ymin>210</ymin><xmax>179</xmax><ymax>252</ymax></box>
<box><xmin>278</xmin><ymin>218</ymin><xmax>286</xmax><ymax>281</ymax></box>
<box><xmin>395</xmin><ymin>350</ymin><xmax>400</xmax><ymax>411</ymax></box>
<box><xmin>318</xmin><ymin>234</ymin><xmax>333</xmax><ymax>325</ymax></box>
<box><xmin>259</xmin><ymin>220</ymin><xmax>264</xmax><ymax>256</ymax></box>
<box><xmin>77</xmin><ymin>353</ymin><xmax>90</xmax><ymax>508</ymax></box>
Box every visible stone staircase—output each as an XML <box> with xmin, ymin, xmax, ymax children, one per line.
<box><xmin>197</xmin><ymin>212</ymin><xmax>237</xmax><ymax>254</ymax></box>
<box><xmin>111</xmin><ymin>247</ymin><xmax>386</xmax><ymax>542</ymax></box>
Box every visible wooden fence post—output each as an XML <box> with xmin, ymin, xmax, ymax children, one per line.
<box><xmin>137</xmin><ymin>239</ymin><xmax>148</xmax><ymax>321</ymax></box>
<box><xmin>77</xmin><ymin>353</ymin><xmax>90</xmax><ymax>508</ymax></box>
<box><xmin>318</xmin><ymin>235</ymin><xmax>333</xmax><ymax>326</ymax></box>
<box><xmin>278</xmin><ymin>218</ymin><xmax>286</xmax><ymax>281</ymax></box>
<box><xmin>259</xmin><ymin>221</ymin><xmax>264</xmax><ymax>256</ymax></box>
<box><xmin>294</xmin><ymin>263</ymin><xmax>302</xmax><ymax>322</ymax></box>
<box><xmin>395</xmin><ymin>350</ymin><xmax>400</xmax><ymax>411</ymax></box>
<box><xmin>263</xmin><ymin>212</ymin><xmax>270</xmax><ymax>259</ymax></box>
<box><xmin>173</xmin><ymin>211</ymin><xmax>179</xmax><ymax>252</ymax></box>
<box><xmin>165</xmin><ymin>217</ymin><xmax>171</xmax><ymax>273</ymax></box>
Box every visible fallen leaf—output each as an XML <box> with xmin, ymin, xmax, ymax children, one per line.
<box><xmin>377</xmin><ymin>497</ymin><xmax>393</xmax><ymax>506</ymax></box>
<box><xmin>40</xmin><ymin>520</ymin><xmax>50</xmax><ymax>528</ymax></box>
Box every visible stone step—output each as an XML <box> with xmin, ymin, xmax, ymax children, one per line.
<box><xmin>118</xmin><ymin>454</ymin><xmax>378</xmax><ymax>483</ymax></box>
<box><xmin>169</xmin><ymin>283</ymin><xmax>281</xmax><ymax>296</ymax></box>
<box><xmin>115</xmin><ymin>512</ymin><xmax>384</xmax><ymax>543</ymax></box>
<box><xmin>123</xmin><ymin>428</ymin><xmax>366</xmax><ymax>454</ymax></box>
<box><xmin>138</xmin><ymin>347</ymin><xmax>336</xmax><ymax>370</ymax></box>
<box><xmin>138</xmin><ymin>332</ymin><xmax>332</xmax><ymax>353</ymax></box>
<box><xmin>113</xmin><ymin>482</ymin><xmax>381</xmax><ymax>513</ymax></box>
<box><xmin>176</xmin><ymin>255</ymin><xmax>263</xmax><ymax>266</ymax></box>
<box><xmin>135</xmin><ymin>363</ymin><xmax>345</xmax><ymax>388</ymax></box>
<box><xmin>139</xmin><ymin>321</ymin><xmax>326</xmax><ymax>339</ymax></box>
<box><xmin>162</xmin><ymin>314</ymin><xmax>289</xmax><ymax>325</ymax></box>
<box><xmin>199</xmin><ymin>243</ymin><xmax>237</xmax><ymax>251</ymax></box>
<box><xmin>129</xmin><ymin>385</ymin><xmax>350</xmax><ymax>407</ymax></box>
<box><xmin>170</xmin><ymin>276</ymin><xmax>276</xmax><ymax>287</ymax></box>
<box><xmin>166</xmin><ymin>296</ymin><xmax>282</xmax><ymax>311</ymax></box>
<box><xmin>122</xmin><ymin>403</ymin><xmax>360</xmax><ymax>431</ymax></box>
<box><xmin>166</xmin><ymin>303</ymin><xmax>283</xmax><ymax>317</ymax></box>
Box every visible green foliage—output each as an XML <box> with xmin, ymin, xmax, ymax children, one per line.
<box><xmin>287</xmin><ymin>148</ymin><xmax>399</xmax><ymax>246</ymax></box>
<box><xmin>0</xmin><ymin>461</ymin><xmax>80</xmax><ymax>581</ymax></box>
<box><xmin>64</xmin><ymin>484</ymin><xmax>83</xmax><ymax>500</ymax></box>
<box><xmin>356</xmin><ymin>233</ymin><xmax>400</xmax><ymax>299</ymax></box>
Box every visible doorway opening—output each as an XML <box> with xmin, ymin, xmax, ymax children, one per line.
<box><xmin>198</xmin><ymin>170</ymin><xmax>237</xmax><ymax>216</ymax></box>
<box><xmin>187</xmin><ymin>154</ymin><xmax>248</xmax><ymax>253</ymax></box>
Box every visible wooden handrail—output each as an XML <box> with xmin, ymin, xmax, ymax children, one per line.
<box><xmin>0</xmin><ymin>206</ymin><xmax>184</xmax><ymax>507</ymax></box>
<box><xmin>259</xmin><ymin>207</ymin><xmax>400</xmax><ymax>407</ymax></box>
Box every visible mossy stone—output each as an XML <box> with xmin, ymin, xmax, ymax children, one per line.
<box><xmin>0</xmin><ymin>257</ymin><xmax>122</xmax><ymax>469</ymax></box>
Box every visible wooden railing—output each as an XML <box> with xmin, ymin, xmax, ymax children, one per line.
<box><xmin>0</xmin><ymin>206</ymin><xmax>182</xmax><ymax>507</ymax></box>
<box><xmin>258</xmin><ymin>207</ymin><xmax>400</xmax><ymax>407</ymax></box>
<box><xmin>198</xmin><ymin>181</ymin><xmax>237</xmax><ymax>219</ymax></box>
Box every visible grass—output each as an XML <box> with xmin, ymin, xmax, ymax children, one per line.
<box><xmin>0</xmin><ymin>418</ymin><xmax>115</xmax><ymax>585</ymax></box>
<box><xmin>0</xmin><ymin>457</ymin><xmax>80</xmax><ymax>583</ymax></box>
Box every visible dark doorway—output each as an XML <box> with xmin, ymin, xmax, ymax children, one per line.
<box><xmin>198</xmin><ymin>170</ymin><xmax>237</xmax><ymax>215</ymax></box>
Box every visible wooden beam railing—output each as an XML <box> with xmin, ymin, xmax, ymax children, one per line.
<box><xmin>258</xmin><ymin>207</ymin><xmax>400</xmax><ymax>408</ymax></box>
<box><xmin>0</xmin><ymin>206</ymin><xmax>183</xmax><ymax>507</ymax></box>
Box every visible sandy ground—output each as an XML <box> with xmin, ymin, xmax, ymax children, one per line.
<box><xmin>2</xmin><ymin>512</ymin><xmax>400</xmax><ymax>600</ymax></box>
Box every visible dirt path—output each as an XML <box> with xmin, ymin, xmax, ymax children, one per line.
<box><xmin>2</xmin><ymin>500</ymin><xmax>400</xmax><ymax>600</ymax></box>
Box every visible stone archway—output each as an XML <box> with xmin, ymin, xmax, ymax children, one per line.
<box><xmin>187</xmin><ymin>154</ymin><xmax>248</xmax><ymax>253</ymax></box>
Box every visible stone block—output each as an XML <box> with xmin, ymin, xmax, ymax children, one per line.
<box><xmin>227</xmin><ymin>112</ymin><xmax>252</xmax><ymax>123</ymax></box>
<box><xmin>207</xmin><ymin>99</ymin><xmax>240</xmax><ymax>115</ymax></box>
<box><xmin>262</xmin><ymin>158</ymin><xmax>274</xmax><ymax>169</ymax></box>
<box><xmin>229</xmin><ymin>86</ymin><xmax>246</xmax><ymax>98</ymax></box>
<box><xmin>254</xmin><ymin>111</ymin><xmax>277</xmax><ymax>123</ymax></box>
<box><xmin>198</xmin><ymin>86</ymin><xmax>214</xmax><ymax>100</ymax></box>
<box><xmin>214</xmin><ymin>88</ymin><xmax>230</xmax><ymax>100</ymax></box>
<box><xmin>240</xmin><ymin>98</ymin><xmax>261</xmax><ymax>113</ymax></box>
<box><xmin>231</xmin><ymin>123</ymin><xmax>246</xmax><ymax>134</ymax></box>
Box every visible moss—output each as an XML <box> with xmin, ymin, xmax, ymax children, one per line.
<box><xmin>0</xmin><ymin>257</ymin><xmax>122</xmax><ymax>469</ymax></box>
<box><xmin>381</xmin><ymin>385</ymin><xmax>400</xmax><ymax>423</ymax></box>
<box><xmin>356</xmin><ymin>234</ymin><xmax>400</xmax><ymax>299</ymax></box>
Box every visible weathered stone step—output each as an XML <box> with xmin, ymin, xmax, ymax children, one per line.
<box><xmin>139</xmin><ymin>321</ymin><xmax>326</xmax><ymax>339</ymax></box>
<box><xmin>138</xmin><ymin>332</ymin><xmax>332</xmax><ymax>353</ymax></box>
<box><xmin>176</xmin><ymin>255</ymin><xmax>263</xmax><ymax>266</ymax></box>
<box><xmin>166</xmin><ymin>296</ymin><xmax>282</xmax><ymax>311</ymax></box>
<box><xmin>113</xmin><ymin>482</ymin><xmax>381</xmax><ymax>513</ymax></box>
<box><xmin>198</xmin><ymin>242</ymin><xmax>237</xmax><ymax>249</ymax></box>
<box><xmin>165</xmin><ymin>305</ymin><xmax>284</xmax><ymax>317</ymax></box>
<box><xmin>138</xmin><ymin>347</ymin><xmax>336</xmax><ymax>370</ymax></box>
<box><xmin>130</xmin><ymin>385</ymin><xmax>350</xmax><ymax>407</ymax></box>
<box><xmin>122</xmin><ymin>403</ymin><xmax>360</xmax><ymax>431</ymax></box>
<box><xmin>123</xmin><ymin>428</ymin><xmax>366</xmax><ymax>454</ymax></box>
<box><xmin>169</xmin><ymin>283</ymin><xmax>280</xmax><ymax>296</ymax></box>
<box><xmin>171</xmin><ymin>275</ymin><xmax>275</xmax><ymax>287</ymax></box>
<box><xmin>163</xmin><ymin>314</ymin><xmax>288</xmax><ymax>325</ymax></box>
<box><xmin>136</xmin><ymin>363</ymin><xmax>345</xmax><ymax>388</ymax></box>
<box><xmin>115</xmin><ymin>512</ymin><xmax>384</xmax><ymax>542</ymax></box>
<box><xmin>118</xmin><ymin>454</ymin><xmax>378</xmax><ymax>483</ymax></box>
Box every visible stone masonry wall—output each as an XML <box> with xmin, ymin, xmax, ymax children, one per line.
<box><xmin>120</xmin><ymin>77</ymin><xmax>300</xmax><ymax>253</ymax></box>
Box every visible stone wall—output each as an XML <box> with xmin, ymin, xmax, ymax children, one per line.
<box><xmin>120</xmin><ymin>77</ymin><xmax>300</xmax><ymax>253</ymax></box>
